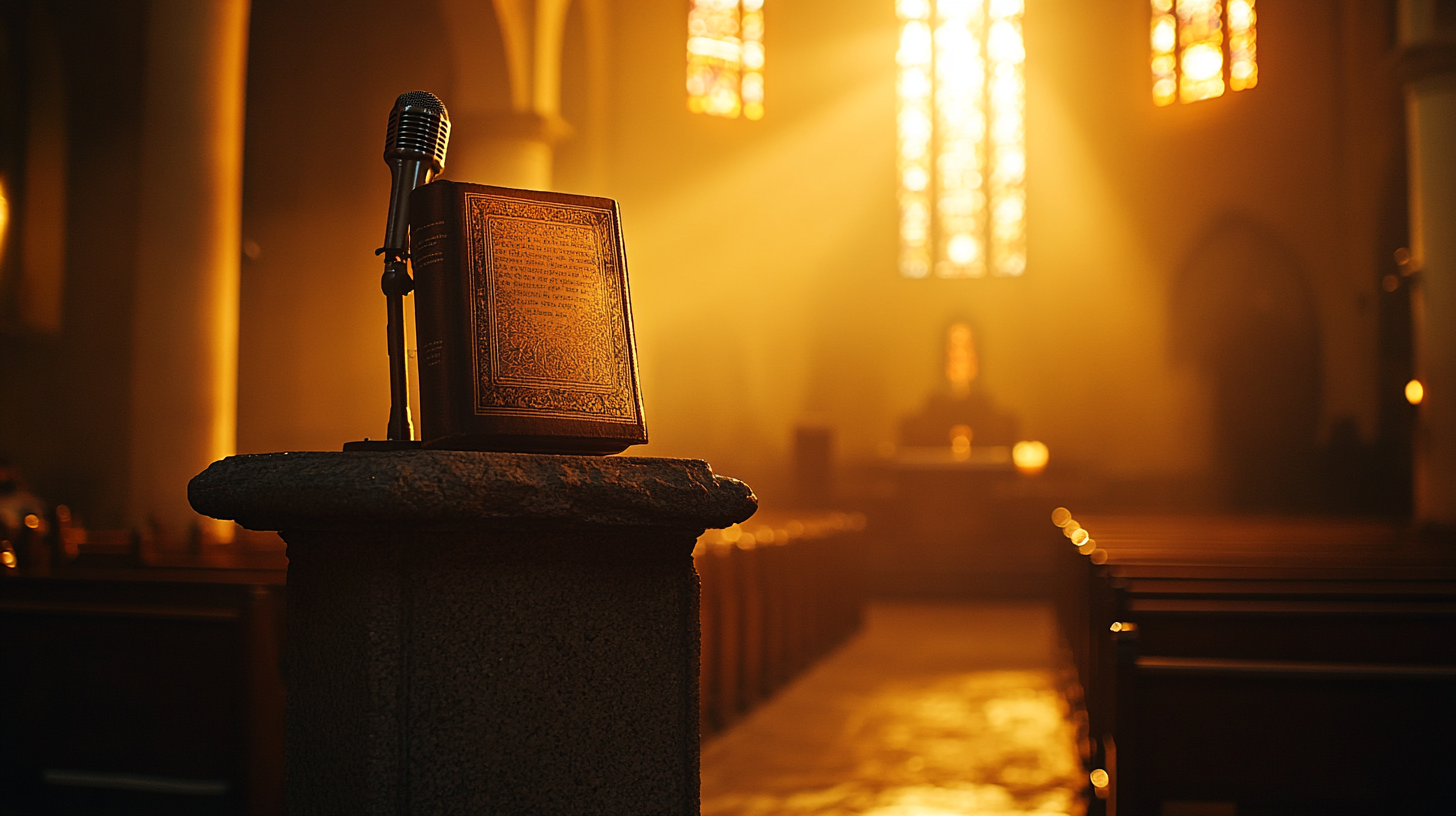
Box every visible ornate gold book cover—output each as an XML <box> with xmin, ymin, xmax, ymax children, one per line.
<box><xmin>409</xmin><ymin>181</ymin><xmax>647</xmax><ymax>454</ymax></box>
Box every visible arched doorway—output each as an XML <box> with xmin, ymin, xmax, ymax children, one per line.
<box><xmin>1171</xmin><ymin>219</ymin><xmax>1321</xmax><ymax>511</ymax></box>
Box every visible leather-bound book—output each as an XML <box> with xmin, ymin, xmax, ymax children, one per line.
<box><xmin>409</xmin><ymin>181</ymin><xmax>647</xmax><ymax>454</ymax></box>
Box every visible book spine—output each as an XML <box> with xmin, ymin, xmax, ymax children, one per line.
<box><xmin>409</xmin><ymin>181</ymin><xmax>459</xmax><ymax>442</ymax></box>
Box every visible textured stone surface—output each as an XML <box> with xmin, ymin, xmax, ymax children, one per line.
<box><xmin>188</xmin><ymin>450</ymin><xmax>756</xmax><ymax>815</ymax></box>
<box><xmin>189</xmin><ymin>450</ymin><xmax>757</xmax><ymax>533</ymax></box>
<box><xmin>284</xmin><ymin>527</ymin><xmax>702</xmax><ymax>815</ymax></box>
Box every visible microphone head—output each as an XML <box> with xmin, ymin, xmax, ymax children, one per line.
<box><xmin>385</xmin><ymin>91</ymin><xmax>450</xmax><ymax>172</ymax></box>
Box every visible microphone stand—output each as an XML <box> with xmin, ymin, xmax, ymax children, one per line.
<box><xmin>381</xmin><ymin>250</ymin><xmax>415</xmax><ymax>444</ymax></box>
<box><xmin>345</xmin><ymin>243</ymin><xmax>423</xmax><ymax>452</ymax></box>
<box><xmin>345</xmin><ymin>92</ymin><xmax>449</xmax><ymax>452</ymax></box>
<box><xmin>378</xmin><ymin>149</ymin><xmax>435</xmax><ymax>445</ymax></box>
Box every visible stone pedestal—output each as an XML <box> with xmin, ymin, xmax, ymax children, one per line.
<box><xmin>189</xmin><ymin>451</ymin><xmax>756</xmax><ymax>815</ymax></box>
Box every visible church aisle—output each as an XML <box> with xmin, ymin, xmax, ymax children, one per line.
<box><xmin>700</xmin><ymin>602</ymin><xmax>1084</xmax><ymax>816</ymax></box>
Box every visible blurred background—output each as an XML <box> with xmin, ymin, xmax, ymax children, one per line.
<box><xmin>0</xmin><ymin>0</ymin><xmax>1428</xmax><ymax>590</ymax></box>
<box><xmin>2</xmin><ymin>1</ymin><xmax>1452</xmax><ymax>813</ymax></box>
<box><xmin>0</xmin><ymin>0</ymin><xmax>1421</xmax><ymax>526</ymax></box>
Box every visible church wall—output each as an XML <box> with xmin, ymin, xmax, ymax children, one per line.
<box><xmin>0</xmin><ymin>1</ymin><xmax>147</xmax><ymax>528</ymax></box>
<box><xmin>226</xmin><ymin>0</ymin><xmax>1403</xmax><ymax>510</ymax></box>
<box><xmin>0</xmin><ymin>0</ymin><xmax>1409</xmax><ymax>530</ymax></box>
<box><xmin>0</xmin><ymin>0</ymin><xmax>1403</xmax><ymax>525</ymax></box>
<box><xmin>590</xmin><ymin>0</ymin><xmax>1399</xmax><ymax>508</ymax></box>
<box><xmin>235</xmin><ymin>0</ymin><xmax>454</xmax><ymax>456</ymax></box>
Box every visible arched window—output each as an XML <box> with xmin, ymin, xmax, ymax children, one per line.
<box><xmin>687</xmin><ymin>0</ymin><xmax>765</xmax><ymax>120</ymax></box>
<box><xmin>1151</xmin><ymin>0</ymin><xmax>1257</xmax><ymax>106</ymax></box>
<box><xmin>897</xmin><ymin>0</ymin><xmax>1025</xmax><ymax>279</ymax></box>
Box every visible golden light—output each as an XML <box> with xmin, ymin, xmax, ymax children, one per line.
<box><xmin>1151</xmin><ymin>17</ymin><xmax>1176</xmax><ymax>52</ymax></box>
<box><xmin>1</xmin><ymin>549</ymin><xmax>15</xmax><ymax>569</ymax></box>
<box><xmin>1012</xmin><ymin>440</ymin><xmax>1049</xmax><ymax>474</ymax></box>
<box><xmin>1150</xmin><ymin>1</ymin><xmax>1178</xmax><ymax>106</ymax></box>
<box><xmin>986</xmin><ymin>0</ymin><xmax>1026</xmax><ymax>277</ymax></box>
<box><xmin>946</xmin><ymin>323</ymin><xmax>979</xmax><ymax>393</ymax></box>
<box><xmin>1153</xmin><ymin>77</ymin><xmax>1176</xmax><ymax>105</ymax></box>
<box><xmin>897</xmin><ymin>0</ymin><xmax>1025</xmax><ymax>278</ymax></box>
<box><xmin>741</xmin><ymin>0</ymin><xmax>765</xmax><ymax>119</ymax></box>
<box><xmin>1227</xmin><ymin>0</ymin><xmax>1257</xmax><ymax>90</ymax></box>
<box><xmin>1152</xmin><ymin>0</ymin><xmax>1255</xmax><ymax>105</ymax></box>
<box><xmin>897</xmin><ymin>0</ymin><xmax>930</xmax><ymax>19</ymax></box>
<box><xmin>0</xmin><ymin>179</ymin><xmax>9</xmax><ymax>262</ymax></box>
<box><xmin>1089</xmin><ymin>550</ymin><xmax>1108</xmax><ymax>565</ymax></box>
<box><xmin>1090</xmin><ymin>769</ymin><xmax>1110</xmax><ymax>788</ymax></box>
<box><xmin>742</xmin><ymin>72</ymin><xmax>763</xmax><ymax>112</ymax></box>
<box><xmin>987</xmin><ymin>20</ymin><xmax>1024</xmax><ymax>64</ymax></box>
<box><xmin>947</xmin><ymin>233</ymin><xmax>978</xmax><ymax>265</ymax></box>
<box><xmin>24</xmin><ymin>514</ymin><xmax>41</xmax><ymax>529</ymax></box>
<box><xmin>1406</xmin><ymin>379</ymin><xmax>1424</xmax><ymax>405</ymax></box>
<box><xmin>687</xmin><ymin>0</ymin><xmax>765</xmax><ymax>119</ymax></box>
<box><xmin>1070</xmin><ymin>527</ymin><xmax>1089</xmax><ymax>546</ymax></box>
<box><xmin>1182</xmin><ymin>43</ymin><xmax>1222</xmax><ymax>82</ymax></box>
<box><xmin>897</xmin><ymin>3</ymin><xmax>934</xmax><ymax>278</ymax></box>
<box><xmin>899</xmin><ymin>19</ymin><xmax>932</xmax><ymax>62</ymax></box>
<box><xmin>1177</xmin><ymin>0</ymin><xmax>1224</xmax><ymax>102</ymax></box>
<box><xmin>934</xmin><ymin>0</ymin><xmax>988</xmax><ymax>278</ymax></box>
<box><xmin>950</xmin><ymin>424</ymin><xmax>972</xmax><ymax>460</ymax></box>
<box><xmin>1226</xmin><ymin>0</ymin><xmax>1252</xmax><ymax>26</ymax></box>
<box><xmin>1078</xmin><ymin>540</ymin><xmax>1097</xmax><ymax>555</ymax></box>
<box><xmin>1051</xmin><ymin>506</ymin><xmax>1072</xmax><ymax>527</ymax></box>
<box><xmin>743</xmin><ymin>42</ymin><xmax>764</xmax><ymax>70</ymax></box>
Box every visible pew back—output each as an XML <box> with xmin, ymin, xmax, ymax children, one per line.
<box><xmin>695</xmin><ymin>511</ymin><xmax>867</xmax><ymax>738</ymax></box>
<box><xmin>1053</xmin><ymin>514</ymin><xmax>1456</xmax><ymax>816</ymax></box>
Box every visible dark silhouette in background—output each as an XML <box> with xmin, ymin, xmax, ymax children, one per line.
<box><xmin>1172</xmin><ymin>218</ymin><xmax>1323</xmax><ymax>512</ymax></box>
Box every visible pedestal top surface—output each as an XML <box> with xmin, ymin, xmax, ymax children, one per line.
<box><xmin>190</xmin><ymin>450</ymin><xmax>756</xmax><ymax>532</ymax></box>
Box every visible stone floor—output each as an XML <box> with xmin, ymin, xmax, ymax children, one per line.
<box><xmin>700</xmin><ymin>602</ymin><xmax>1085</xmax><ymax>816</ymax></box>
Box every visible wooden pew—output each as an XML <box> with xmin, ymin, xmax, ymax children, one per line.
<box><xmin>1052</xmin><ymin>514</ymin><xmax>1456</xmax><ymax>816</ymax></box>
<box><xmin>694</xmin><ymin>511</ymin><xmax>867</xmax><ymax>739</ymax></box>
<box><xmin>0</xmin><ymin>555</ymin><xmax>287</xmax><ymax>815</ymax></box>
<box><xmin>0</xmin><ymin>509</ymin><xmax>861</xmax><ymax>808</ymax></box>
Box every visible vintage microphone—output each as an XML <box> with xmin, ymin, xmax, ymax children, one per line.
<box><xmin>379</xmin><ymin>91</ymin><xmax>450</xmax><ymax>443</ymax></box>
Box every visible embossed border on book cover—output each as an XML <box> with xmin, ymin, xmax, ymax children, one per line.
<box><xmin>465</xmin><ymin>192</ymin><xmax>641</xmax><ymax>424</ymax></box>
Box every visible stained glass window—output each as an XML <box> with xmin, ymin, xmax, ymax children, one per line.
<box><xmin>687</xmin><ymin>0</ymin><xmax>765</xmax><ymax>120</ymax></box>
<box><xmin>1150</xmin><ymin>0</ymin><xmax>1256</xmax><ymax>106</ymax></box>
<box><xmin>897</xmin><ymin>0</ymin><xmax>1025</xmax><ymax>280</ymax></box>
<box><xmin>1226</xmin><ymin>0</ymin><xmax>1257</xmax><ymax>91</ymax></box>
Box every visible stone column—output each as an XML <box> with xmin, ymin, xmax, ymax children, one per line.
<box><xmin>190</xmin><ymin>450</ymin><xmax>757</xmax><ymax>815</ymax></box>
<box><xmin>128</xmin><ymin>0</ymin><xmax>249</xmax><ymax>541</ymax></box>
<box><xmin>1399</xmin><ymin>1</ymin><xmax>1456</xmax><ymax>527</ymax></box>
<box><xmin>448</xmin><ymin>110</ymin><xmax>572</xmax><ymax>190</ymax></box>
<box><xmin>438</xmin><ymin>0</ymin><xmax>584</xmax><ymax>189</ymax></box>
